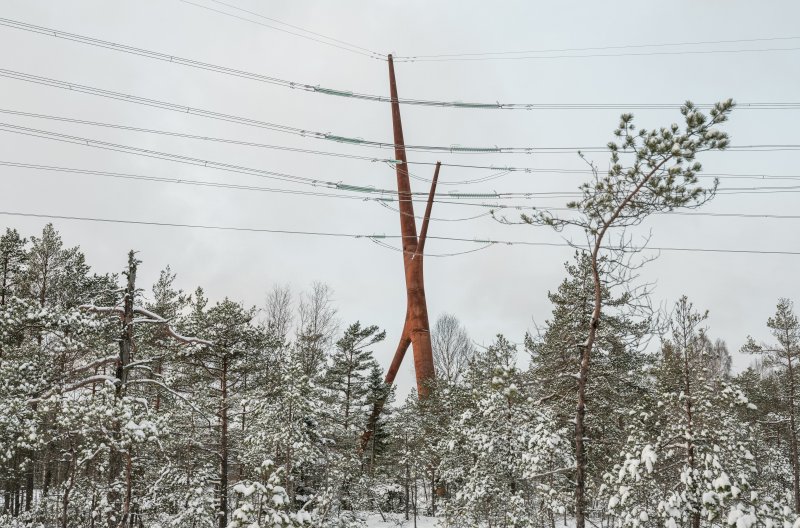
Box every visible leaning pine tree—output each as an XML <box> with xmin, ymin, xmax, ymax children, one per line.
<box><xmin>517</xmin><ymin>99</ymin><xmax>735</xmax><ymax>528</ymax></box>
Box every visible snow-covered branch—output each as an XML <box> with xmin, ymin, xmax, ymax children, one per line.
<box><xmin>80</xmin><ymin>303</ymin><xmax>212</xmax><ymax>346</ymax></box>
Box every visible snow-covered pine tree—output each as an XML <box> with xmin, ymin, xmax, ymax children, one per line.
<box><xmin>439</xmin><ymin>335</ymin><xmax>573</xmax><ymax>527</ymax></box>
<box><xmin>182</xmin><ymin>294</ymin><xmax>266</xmax><ymax>528</ymax></box>
<box><xmin>603</xmin><ymin>298</ymin><xmax>796</xmax><ymax>528</ymax></box>
<box><xmin>322</xmin><ymin>322</ymin><xmax>385</xmax><ymax>448</ymax></box>
<box><xmin>528</xmin><ymin>251</ymin><xmax>650</xmax><ymax>514</ymax></box>
<box><xmin>741</xmin><ymin>298</ymin><xmax>800</xmax><ymax>513</ymax></box>
<box><xmin>362</xmin><ymin>363</ymin><xmax>394</xmax><ymax>476</ymax></box>
<box><xmin>0</xmin><ymin>228</ymin><xmax>27</xmax><ymax>307</ymax></box>
<box><xmin>516</xmin><ymin>99</ymin><xmax>735</xmax><ymax>528</ymax></box>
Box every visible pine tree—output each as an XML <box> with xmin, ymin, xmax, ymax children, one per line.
<box><xmin>322</xmin><ymin>322</ymin><xmax>385</xmax><ymax>443</ymax></box>
<box><xmin>0</xmin><ymin>228</ymin><xmax>26</xmax><ymax>308</ymax></box>
<box><xmin>439</xmin><ymin>336</ymin><xmax>572</xmax><ymax>527</ymax></box>
<box><xmin>742</xmin><ymin>298</ymin><xmax>800</xmax><ymax>513</ymax></box>
<box><xmin>603</xmin><ymin>298</ymin><xmax>796</xmax><ymax>528</ymax></box>
<box><xmin>519</xmin><ymin>100</ymin><xmax>734</xmax><ymax>528</ymax></box>
<box><xmin>183</xmin><ymin>294</ymin><xmax>266</xmax><ymax>528</ymax></box>
<box><xmin>363</xmin><ymin>364</ymin><xmax>394</xmax><ymax>474</ymax></box>
<box><xmin>528</xmin><ymin>252</ymin><xmax>650</xmax><ymax>512</ymax></box>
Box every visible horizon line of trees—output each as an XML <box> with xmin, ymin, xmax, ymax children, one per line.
<box><xmin>3</xmin><ymin>101</ymin><xmax>800</xmax><ymax>528</ymax></box>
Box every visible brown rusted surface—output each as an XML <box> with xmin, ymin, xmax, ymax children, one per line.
<box><xmin>415</xmin><ymin>162</ymin><xmax>440</xmax><ymax>259</ymax></box>
<box><xmin>387</xmin><ymin>54</ymin><xmax>436</xmax><ymax>399</ymax></box>
<box><xmin>360</xmin><ymin>63</ymin><xmax>439</xmax><ymax>450</ymax></box>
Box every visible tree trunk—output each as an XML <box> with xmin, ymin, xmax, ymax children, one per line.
<box><xmin>108</xmin><ymin>252</ymin><xmax>137</xmax><ymax>528</ymax></box>
<box><xmin>683</xmin><ymin>340</ymin><xmax>700</xmax><ymax>528</ymax></box>
<box><xmin>219</xmin><ymin>355</ymin><xmax>229</xmax><ymax>528</ymax></box>
<box><xmin>787</xmin><ymin>356</ymin><xmax>800</xmax><ymax>512</ymax></box>
<box><xmin>575</xmin><ymin>344</ymin><xmax>590</xmax><ymax>528</ymax></box>
<box><xmin>61</xmin><ymin>450</ymin><xmax>75</xmax><ymax>528</ymax></box>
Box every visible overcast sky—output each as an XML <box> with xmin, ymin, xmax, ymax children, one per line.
<box><xmin>2</xmin><ymin>0</ymin><xmax>799</xmax><ymax>396</ymax></box>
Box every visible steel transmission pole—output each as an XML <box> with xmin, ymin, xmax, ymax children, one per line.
<box><xmin>361</xmin><ymin>55</ymin><xmax>439</xmax><ymax>451</ymax></box>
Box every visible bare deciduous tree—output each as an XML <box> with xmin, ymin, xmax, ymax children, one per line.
<box><xmin>431</xmin><ymin>313</ymin><xmax>474</xmax><ymax>385</ymax></box>
<box><xmin>296</xmin><ymin>282</ymin><xmax>338</xmax><ymax>377</ymax></box>
<box><xmin>265</xmin><ymin>284</ymin><xmax>293</xmax><ymax>341</ymax></box>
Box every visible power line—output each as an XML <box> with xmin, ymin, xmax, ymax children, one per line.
<box><xmin>0</xmin><ymin>107</ymin><xmax>404</xmax><ymax>164</ymax></box>
<box><xmin>5</xmin><ymin>160</ymin><xmax>800</xmax><ymax>219</ymax></box>
<box><xmin>203</xmin><ymin>0</ymin><xmax>382</xmax><ymax>56</ymax></box>
<box><xmin>374</xmin><ymin>200</ymin><xmax>492</xmax><ymax>222</ymax></box>
<box><xmin>3</xmin><ymin>110</ymin><xmax>799</xmax><ymax>202</ymax></box>
<box><xmin>1</xmin><ymin>209</ymin><xmax>798</xmax><ymax>256</ymax></box>
<box><xmin>1</xmin><ymin>114</ymin><xmax>797</xmax><ymax>203</ymax></box>
<box><xmin>0</xmin><ymin>68</ymin><xmax>531</xmax><ymax>153</ymax></box>
<box><xmin>368</xmin><ymin>237</ymin><xmax>496</xmax><ymax>257</ymax></box>
<box><xmin>395</xmin><ymin>46</ymin><xmax>800</xmax><ymax>63</ymax></box>
<box><xmin>0</xmin><ymin>124</ymin><xmax>559</xmax><ymax>201</ymax></box>
<box><xmin>0</xmin><ymin>160</ymin><xmax>507</xmax><ymax>221</ymax></box>
<box><xmin>178</xmin><ymin>0</ymin><xmax>384</xmax><ymax>60</ymax></box>
<box><xmin>394</xmin><ymin>35</ymin><xmax>800</xmax><ymax>60</ymax></box>
<box><xmin>4</xmin><ymin>69</ymin><xmax>799</xmax><ymax>156</ymax></box>
<box><xmin>2</xmin><ymin>17</ymin><xmax>798</xmax><ymax>112</ymax></box>
<box><xmin>8</xmin><ymin>107</ymin><xmax>800</xmax><ymax>184</ymax></box>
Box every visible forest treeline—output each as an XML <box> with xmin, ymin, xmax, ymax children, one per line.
<box><xmin>0</xmin><ymin>223</ymin><xmax>798</xmax><ymax>528</ymax></box>
<box><xmin>3</xmin><ymin>101</ymin><xmax>800</xmax><ymax>528</ymax></box>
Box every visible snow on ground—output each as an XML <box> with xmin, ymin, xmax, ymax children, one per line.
<box><xmin>364</xmin><ymin>512</ymin><xmax>440</xmax><ymax>527</ymax></box>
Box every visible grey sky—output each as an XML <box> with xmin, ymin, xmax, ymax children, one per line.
<box><xmin>2</xmin><ymin>0</ymin><xmax>798</xmax><ymax>396</ymax></box>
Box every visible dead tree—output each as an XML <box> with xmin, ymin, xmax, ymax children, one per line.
<box><xmin>79</xmin><ymin>251</ymin><xmax>211</xmax><ymax>527</ymax></box>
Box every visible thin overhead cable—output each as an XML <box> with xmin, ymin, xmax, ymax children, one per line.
<box><xmin>9</xmin><ymin>107</ymin><xmax>800</xmax><ymax>183</ymax></box>
<box><xmin>178</xmin><ymin>0</ymin><xmax>384</xmax><ymax>60</ymax></box>
<box><xmin>5</xmin><ymin>160</ymin><xmax>800</xmax><ymax>221</ymax></box>
<box><xmin>395</xmin><ymin>35</ymin><xmax>800</xmax><ymax>60</ymax></box>
<box><xmin>394</xmin><ymin>45</ymin><xmax>800</xmax><ymax>62</ymax></box>
<box><xmin>368</xmin><ymin>237</ymin><xmax>496</xmax><ymax>257</ymax></box>
<box><xmin>0</xmin><ymin>107</ymin><xmax>403</xmax><ymax>165</ymax></box>
<box><xmin>0</xmin><ymin>69</ymin><xmax>531</xmax><ymax>153</ymax></box>
<box><xmin>3</xmin><ymin>69</ymin><xmax>799</xmax><ymax>155</ymax></box>
<box><xmin>0</xmin><ymin>123</ymin><xmax>557</xmax><ymax>201</ymax></box>
<box><xmin>2</xmin><ymin>17</ymin><xmax>797</xmax><ymax>112</ymax></box>
<box><xmin>0</xmin><ymin>159</ymin><xmax>521</xmax><ymax>210</ymax></box>
<box><xmin>375</xmin><ymin>200</ymin><xmax>492</xmax><ymax>222</ymax></box>
<box><xmin>203</xmin><ymin>0</ymin><xmax>382</xmax><ymax>57</ymax></box>
<box><xmin>1</xmin><ymin>210</ymin><xmax>799</xmax><ymax>256</ymax></box>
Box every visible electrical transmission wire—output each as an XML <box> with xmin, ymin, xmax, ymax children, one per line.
<box><xmin>4</xmin><ymin>69</ymin><xmax>799</xmax><ymax>156</ymax></box>
<box><xmin>0</xmin><ymin>107</ymin><xmax>404</xmax><ymax>165</ymax></box>
<box><xmin>203</xmin><ymin>0</ymin><xmax>382</xmax><ymax>57</ymax></box>
<box><xmin>368</xmin><ymin>237</ymin><xmax>496</xmax><ymax>257</ymax></box>
<box><xmin>178</xmin><ymin>0</ymin><xmax>384</xmax><ymax>60</ymax></box>
<box><xmin>374</xmin><ymin>200</ymin><xmax>492</xmax><ymax>222</ymax></box>
<box><xmin>395</xmin><ymin>35</ymin><xmax>800</xmax><ymax>60</ymax></box>
<box><xmin>10</xmin><ymin>107</ymin><xmax>800</xmax><ymax>184</ymax></box>
<box><xmin>1</xmin><ymin>210</ymin><xmax>798</xmax><ymax>256</ymax></box>
<box><xmin>0</xmin><ymin>159</ymin><xmax>527</xmax><ymax>211</ymax></box>
<box><xmin>394</xmin><ymin>43</ymin><xmax>800</xmax><ymax>62</ymax></box>
<box><xmin>5</xmin><ymin>159</ymin><xmax>800</xmax><ymax>223</ymax></box>
<box><xmin>2</xmin><ymin>118</ymin><xmax>799</xmax><ymax>205</ymax></box>
<box><xmin>2</xmin><ymin>17</ymin><xmax>798</xmax><ymax>112</ymax></box>
<box><xmin>0</xmin><ymin>159</ymin><xmax>508</xmax><ymax>221</ymax></box>
<box><xmin>0</xmin><ymin>123</ymin><xmax>566</xmax><ymax>201</ymax></box>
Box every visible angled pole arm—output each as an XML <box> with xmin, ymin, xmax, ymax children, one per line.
<box><xmin>414</xmin><ymin>161</ymin><xmax>441</xmax><ymax>259</ymax></box>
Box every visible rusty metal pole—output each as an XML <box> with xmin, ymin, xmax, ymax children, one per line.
<box><xmin>387</xmin><ymin>54</ymin><xmax>436</xmax><ymax>398</ymax></box>
<box><xmin>360</xmin><ymin>56</ymin><xmax>439</xmax><ymax>453</ymax></box>
<box><xmin>414</xmin><ymin>162</ymin><xmax>441</xmax><ymax>259</ymax></box>
<box><xmin>359</xmin><ymin>60</ymin><xmax>441</xmax><ymax>452</ymax></box>
<box><xmin>360</xmin><ymin>161</ymin><xmax>440</xmax><ymax>452</ymax></box>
